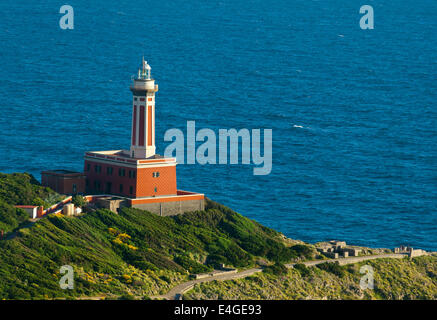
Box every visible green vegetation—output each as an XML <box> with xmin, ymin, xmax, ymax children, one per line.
<box><xmin>174</xmin><ymin>255</ymin><xmax>213</xmax><ymax>274</ymax></box>
<box><xmin>1</xmin><ymin>172</ymin><xmax>436</xmax><ymax>300</ymax></box>
<box><xmin>0</xmin><ymin>173</ymin><xmax>63</xmax><ymax>233</ymax></box>
<box><xmin>185</xmin><ymin>256</ymin><xmax>437</xmax><ymax>300</ymax></box>
<box><xmin>293</xmin><ymin>263</ymin><xmax>311</xmax><ymax>277</ymax></box>
<box><xmin>316</xmin><ymin>262</ymin><xmax>347</xmax><ymax>278</ymax></box>
<box><xmin>263</xmin><ymin>262</ymin><xmax>288</xmax><ymax>276</ymax></box>
<box><xmin>72</xmin><ymin>195</ymin><xmax>87</xmax><ymax>208</ymax></box>
<box><xmin>0</xmin><ymin>173</ymin><xmax>312</xmax><ymax>299</ymax></box>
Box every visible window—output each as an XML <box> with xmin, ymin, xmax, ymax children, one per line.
<box><xmin>134</xmin><ymin>97</ymin><xmax>138</xmax><ymax>101</ymax></box>
<box><xmin>152</xmin><ymin>172</ymin><xmax>160</xmax><ymax>178</ymax></box>
<box><xmin>73</xmin><ymin>184</ymin><xmax>77</xmax><ymax>194</ymax></box>
<box><xmin>154</xmin><ymin>187</ymin><xmax>157</xmax><ymax>193</ymax></box>
<box><xmin>86</xmin><ymin>163</ymin><xmax>90</xmax><ymax>171</ymax></box>
<box><xmin>140</xmin><ymin>97</ymin><xmax>145</xmax><ymax>101</ymax></box>
<box><xmin>118</xmin><ymin>168</ymin><xmax>126</xmax><ymax>177</ymax></box>
<box><xmin>148</xmin><ymin>98</ymin><xmax>152</xmax><ymax>102</ymax></box>
<box><xmin>94</xmin><ymin>165</ymin><xmax>101</xmax><ymax>173</ymax></box>
<box><xmin>119</xmin><ymin>184</ymin><xmax>123</xmax><ymax>193</ymax></box>
<box><xmin>129</xmin><ymin>186</ymin><xmax>133</xmax><ymax>195</ymax></box>
<box><xmin>94</xmin><ymin>180</ymin><xmax>100</xmax><ymax>191</ymax></box>
<box><xmin>107</xmin><ymin>167</ymin><xmax>113</xmax><ymax>175</ymax></box>
<box><xmin>129</xmin><ymin>170</ymin><xmax>136</xmax><ymax>179</ymax></box>
<box><xmin>86</xmin><ymin>179</ymin><xmax>89</xmax><ymax>187</ymax></box>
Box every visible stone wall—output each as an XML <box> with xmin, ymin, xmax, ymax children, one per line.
<box><xmin>132</xmin><ymin>198</ymin><xmax>204</xmax><ymax>216</ymax></box>
<box><xmin>96</xmin><ymin>197</ymin><xmax>129</xmax><ymax>213</ymax></box>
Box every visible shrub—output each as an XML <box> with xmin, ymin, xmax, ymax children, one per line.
<box><xmin>174</xmin><ymin>255</ymin><xmax>212</xmax><ymax>274</ymax></box>
<box><xmin>316</xmin><ymin>262</ymin><xmax>346</xmax><ymax>278</ymax></box>
<box><xmin>294</xmin><ymin>263</ymin><xmax>311</xmax><ymax>277</ymax></box>
<box><xmin>72</xmin><ymin>195</ymin><xmax>87</xmax><ymax>208</ymax></box>
<box><xmin>263</xmin><ymin>263</ymin><xmax>288</xmax><ymax>276</ymax></box>
<box><xmin>290</xmin><ymin>245</ymin><xmax>314</xmax><ymax>259</ymax></box>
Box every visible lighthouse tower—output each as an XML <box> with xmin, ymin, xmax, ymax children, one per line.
<box><xmin>83</xmin><ymin>58</ymin><xmax>204</xmax><ymax>215</ymax></box>
<box><xmin>130</xmin><ymin>58</ymin><xmax>158</xmax><ymax>159</ymax></box>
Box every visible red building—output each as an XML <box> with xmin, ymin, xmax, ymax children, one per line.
<box><xmin>41</xmin><ymin>170</ymin><xmax>86</xmax><ymax>195</ymax></box>
<box><xmin>83</xmin><ymin>59</ymin><xmax>204</xmax><ymax>215</ymax></box>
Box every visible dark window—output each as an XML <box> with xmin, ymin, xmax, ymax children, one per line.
<box><xmin>95</xmin><ymin>165</ymin><xmax>102</xmax><ymax>173</ymax></box>
<box><xmin>86</xmin><ymin>179</ymin><xmax>89</xmax><ymax>187</ymax></box>
<box><xmin>107</xmin><ymin>167</ymin><xmax>113</xmax><ymax>175</ymax></box>
<box><xmin>153</xmin><ymin>172</ymin><xmax>160</xmax><ymax>178</ymax></box>
<box><xmin>134</xmin><ymin>97</ymin><xmax>138</xmax><ymax>101</ymax></box>
<box><xmin>94</xmin><ymin>180</ymin><xmax>101</xmax><ymax>191</ymax></box>
<box><xmin>106</xmin><ymin>182</ymin><xmax>112</xmax><ymax>194</ymax></box>
<box><xmin>72</xmin><ymin>184</ymin><xmax>77</xmax><ymax>194</ymax></box>
<box><xmin>129</xmin><ymin>186</ymin><xmax>133</xmax><ymax>195</ymax></box>
<box><xmin>118</xmin><ymin>168</ymin><xmax>126</xmax><ymax>177</ymax></box>
<box><xmin>119</xmin><ymin>184</ymin><xmax>123</xmax><ymax>193</ymax></box>
<box><xmin>129</xmin><ymin>170</ymin><xmax>136</xmax><ymax>179</ymax></box>
<box><xmin>154</xmin><ymin>187</ymin><xmax>157</xmax><ymax>193</ymax></box>
<box><xmin>86</xmin><ymin>163</ymin><xmax>90</xmax><ymax>171</ymax></box>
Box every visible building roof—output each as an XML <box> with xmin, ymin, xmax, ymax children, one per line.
<box><xmin>84</xmin><ymin>150</ymin><xmax>176</xmax><ymax>167</ymax></box>
<box><xmin>41</xmin><ymin>170</ymin><xmax>85</xmax><ymax>177</ymax></box>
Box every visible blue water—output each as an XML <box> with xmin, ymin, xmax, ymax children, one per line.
<box><xmin>0</xmin><ymin>1</ymin><xmax>436</xmax><ymax>250</ymax></box>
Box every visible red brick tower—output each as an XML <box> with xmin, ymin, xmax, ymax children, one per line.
<box><xmin>83</xmin><ymin>59</ymin><xmax>204</xmax><ymax>215</ymax></box>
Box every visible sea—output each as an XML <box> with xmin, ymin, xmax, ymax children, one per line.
<box><xmin>0</xmin><ymin>0</ymin><xmax>436</xmax><ymax>250</ymax></box>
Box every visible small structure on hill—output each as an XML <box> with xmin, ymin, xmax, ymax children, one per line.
<box><xmin>62</xmin><ymin>203</ymin><xmax>75</xmax><ymax>216</ymax></box>
<box><xmin>14</xmin><ymin>205</ymin><xmax>43</xmax><ymax>219</ymax></box>
<box><xmin>316</xmin><ymin>240</ymin><xmax>362</xmax><ymax>258</ymax></box>
<box><xmin>394</xmin><ymin>245</ymin><xmax>427</xmax><ymax>258</ymax></box>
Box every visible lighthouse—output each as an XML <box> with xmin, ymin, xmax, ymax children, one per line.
<box><xmin>130</xmin><ymin>58</ymin><xmax>158</xmax><ymax>159</ymax></box>
<box><xmin>83</xmin><ymin>58</ymin><xmax>204</xmax><ymax>216</ymax></box>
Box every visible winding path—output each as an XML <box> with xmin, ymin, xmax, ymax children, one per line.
<box><xmin>152</xmin><ymin>253</ymin><xmax>410</xmax><ymax>300</ymax></box>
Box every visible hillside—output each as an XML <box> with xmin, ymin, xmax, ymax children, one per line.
<box><xmin>0</xmin><ymin>172</ymin><xmax>436</xmax><ymax>300</ymax></box>
<box><xmin>0</xmin><ymin>173</ymin><xmax>314</xmax><ymax>299</ymax></box>
<box><xmin>0</xmin><ymin>173</ymin><xmax>63</xmax><ymax>233</ymax></box>
<box><xmin>184</xmin><ymin>255</ymin><xmax>437</xmax><ymax>300</ymax></box>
